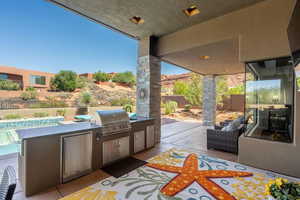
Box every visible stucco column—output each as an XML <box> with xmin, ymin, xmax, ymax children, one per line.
<box><xmin>202</xmin><ymin>75</ymin><xmax>216</xmax><ymax>126</ymax></box>
<box><xmin>136</xmin><ymin>36</ymin><xmax>161</xmax><ymax>143</ymax></box>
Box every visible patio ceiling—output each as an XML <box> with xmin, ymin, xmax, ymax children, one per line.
<box><xmin>48</xmin><ymin>0</ymin><xmax>265</xmax><ymax>39</ymax></box>
<box><xmin>162</xmin><ymin>38</ymin><xmax>244</xmax><ymax>75</ymax></box>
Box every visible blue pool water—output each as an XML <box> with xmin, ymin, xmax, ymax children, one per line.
<box><xmin>0</xmin><ymin>117</ymin><xmax>64</xmax><ymax>155</ymax></box>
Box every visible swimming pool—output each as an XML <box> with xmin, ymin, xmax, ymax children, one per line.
<box><xmin>0</xmin><ymin>117</ymin><xmax>64</xmax><ymax>155</ymax></box>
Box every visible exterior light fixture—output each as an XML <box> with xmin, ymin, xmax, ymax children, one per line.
<box><xmin>130</xmin><ymin>16</ymin><xmax>144</xmax><ymax>24</ymax></box>
<box><xmin>199</xmin><ymin>56</ymin><xmax>210</xmax><ymax>60</ymax></box>
<box><xmin>183</xmin><ymin>5</ymin><xmax>200</xmax><ymax>17</ymax></box>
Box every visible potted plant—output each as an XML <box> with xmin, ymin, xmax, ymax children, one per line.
<box><xmin>265</xmin><ymin>178</ymin><xmax>300</xmax><ymax>200</ymax></box>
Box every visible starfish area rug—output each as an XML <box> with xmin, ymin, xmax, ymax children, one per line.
<box><xmin>60</xmin><ymin>148</ymin><xmax>300</xmax><ymax>200</ymax></box>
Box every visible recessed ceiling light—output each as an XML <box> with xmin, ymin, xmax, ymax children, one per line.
<box><xmin>199</xmin><ymin>56</ymin><xmax>210</xmax><ymax>60</ymax></box>
<box><xmin>130</xmin><ymin>16</ymin><xmax>144</xmax><ymax>24</ymax></box>
<box><xmin>183</xmin><ymin>5</ymin><xmax>200</xmax><ymax>17</ymax></box>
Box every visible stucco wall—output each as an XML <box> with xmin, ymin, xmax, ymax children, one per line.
<box><xmin>239</xmin><ymin>91</ymin><xmax>300</xmax><ymax>178</ymax></box>
<box><xmin>158</xmin><ymin>0</ymin><xmax>296</xmax><ymax>62</ymax></box>
<box><xmin>158</xmin><ymin>0</ymin><xmax>300</xmax><ymax>177</ymax></box>
<box><xmin>0</xmin><ymin>66</ymin><xmax>55</xmax><ymax>90</ymax></box>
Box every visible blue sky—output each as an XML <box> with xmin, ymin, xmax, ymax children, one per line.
<box><xmin>0</xmin><ymin>0</ymin><xmax>188</xmax><ymax>75</ymax></box>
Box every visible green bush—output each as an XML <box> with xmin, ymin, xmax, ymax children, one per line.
<box><xmin>21</xmin><ymin>87</ymin><xmax>38</xmax><ymax>100</ymax></box>
<box><xmin>123</xmin><ymin>104</ymin><xmax>133</xmax><ymax>113</ymax></box>
<box><xmin>112</xmin><ymin>71</ymin><xmax>136</xmax><ymax>86</ymax></box>
<box><xmin>50</xmin><ymin>70</ymin><xmax>78</xmax><ymax>92</ymax></box>
<box><xmin>185</xmin><ymin>73</ymin><xmax>203</xmax><ymax>106</ymax></box>
<box><xmin>173</xmin><ymin>81</ymin><xmax>189</xmax><ymax>96</ymax></box>
<box><xmin>93</xmin><ymin>71</ymin><xmax>110</xmax><ymax>82</ymax></box>
<box><xmin>110</xmin><ymin>98</ymin><xmax>133</xmax><ymax>106</ymax></box>
<box><xmin>0</xmin><ymin>79</ymin><xmax>20</xmax><ymax>91</ymax></box>
<box><xmin>226</xmin><ymin>84</ymin><xmax>245</xmax><ymax>95</ymax></box>
<box><xmin>216</xmin><ymin>76</ymin><xmax>229</xmax><ymax>105</ymax></box>
<box><xmin>164</xmin><ymin>101</ymin><xmax>178</xmax><ymax>115</ymax></box>
<box><xmin>33</xmin><ymin>112</ymin><xmax>49</xmax><ymax>118</ymax></box>
<box><xmin>56</xmin><ymin>109</ymin><xmax>67</xmax><ymax>117</ymax></box>
<box><xmin>297</xmin><ymin>77</ymin><xmax>300</xmax><ymax>90</ymax></box>
<box><xmin>183</xmin><ymin>104</ymin><xmax>192</xmax><ymax>112</ymax></box>
<box><xmin>3</xmin><ymin>114</ymin><xmax>22</xmax><ymax>120</ymax></box>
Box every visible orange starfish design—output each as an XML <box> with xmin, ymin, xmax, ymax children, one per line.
<box><xmin>146</xmin><ymin>153</ymin><xmax>253</xmax><ymax>200</ymax></box>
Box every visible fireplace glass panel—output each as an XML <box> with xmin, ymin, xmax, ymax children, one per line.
<box><xmin>245</xmin><ymin>57</ymin><xmax>294</xmax><ymax>143</ymax></box>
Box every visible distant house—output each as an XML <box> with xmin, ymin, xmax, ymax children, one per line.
<box><xmin>79</xmin><ymin>73</ymin><xmax>94</xmax><ymax>80</ymax></box>
<box><xmin>0</xmin><ymin>66</ymin><xmax>55</xmax><ymax>91</ymax></box>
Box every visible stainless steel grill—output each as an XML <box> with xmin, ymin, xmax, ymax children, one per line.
<box><xmin>97</xmin><ymin>110</ymin><xmax>131</xmax><ymax>136</ymax></box>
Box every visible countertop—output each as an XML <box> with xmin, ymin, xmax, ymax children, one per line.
<box><xmin>17</xmin><ymin>122</ymin><xmax>101</xmax><ymax>140</ymax></box>
<box><xmin>17</xmin><ymin>118</ymin><xmax>155</xmax><ymax>140</ymax></box>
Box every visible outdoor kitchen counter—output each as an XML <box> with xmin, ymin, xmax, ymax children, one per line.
<box><xmin>16</xmin><ymin>122</ymin><xmax>101</xmax><ymax>140</ymax></box>
<box><xmin>17</xmin><ymin>117</ymin><xmax>156</xmax><ymax>197</ymax></box>
<box><xmin>17</xmin><ymin>118</ymin><xmax>155</xmax><ymax>140</ymax></box>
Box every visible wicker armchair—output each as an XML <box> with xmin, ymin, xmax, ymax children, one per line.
<box><xmin>207</xmin><ymin>124</ymin><xmax>244</xmax><ymax>154</ymax></box>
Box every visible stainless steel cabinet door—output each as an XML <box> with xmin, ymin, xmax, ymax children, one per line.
<box><xmin>62</xmin><ymin>132</ymin><xmax>93</xmax><ymax>182</ymax></box>
<box><xmin>118</xmin><ymin>136</ymin><xmax>130</xmax><ymax>159</ymax></box>
<box><xmin>102</xmin><ymin>136</ymin><xmax>130</xmax><ymax>166</ymax></box>
<box><xmin>133</xmin><ymin>131</ymin><xmax>145</xmax><ymax>153</ymax></box>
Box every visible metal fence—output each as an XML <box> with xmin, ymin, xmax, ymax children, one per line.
<box><xmin>0</xmin><ymin>99</ymin><xmax>75</xmax><ymax>110</ymax></box>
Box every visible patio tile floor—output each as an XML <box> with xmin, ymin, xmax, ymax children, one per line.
<box><xmin>0</xmin><ymin>122</ymin><xmax>237</xmax><ymax>200</ymax></box>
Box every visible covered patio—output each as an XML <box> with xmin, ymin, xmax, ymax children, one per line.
<box><xmin>47</xmin><ymin>0</ymin><xmax>299</xmax><ymax>176</ymax></box>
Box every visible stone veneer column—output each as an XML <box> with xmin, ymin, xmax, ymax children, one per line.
<box><xmin>136</xmin><ymin>37</ymin><xmax>161</xmax><ymax>143</ymax></box>
<box><xmin>202</xmin><ymin>75</ymin><xmax>216</xmax><ymax>126</ymax></box>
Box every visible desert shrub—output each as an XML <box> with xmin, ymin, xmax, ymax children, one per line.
<box><xmin>56</xmin><ymin>109</ymin><xmax>67</xmax><ymax>117</ymax></box>
<box><xmin>93</xmin><ymin>71</ymin><xmax>110</xmax><ymax>82</ymax></box>
<box><xmin>109</xmin><ymin>82</ymin><xmax>115</xmax><ymax>88</ymax></box>
<box><xmin>110</xmin><ymin>97</ymin><xmax>133</xmax><ymax>106</ymax></box>
<box><xmin>77</xmin><ymin>77</ymin><xmax>87</xmax><ymax>89</ymax></box>
<box><xmin>21</xmin><ymin>87</ymin><xmax>38</xmax><ymax>100</ymax></box>
<box><xmin>50</xmin><ymin>70</ymin><xmax>78</xmax><ymax>92</ymax></box>
<box><xmin>183</xmin><ymin>104</ymin><xmax>192</xmax><ymax>112</ymax></box>
<box><xmin>80</xmin><ymin>92</ymin><xmax>92</xmax><ymax>106</ymax></box>
<box><xmin>112</xmin><ymin>71</ymin><xmax>136</xmax><ymax>86</ymax></box>
<box><xmin>164</xmin><ymin>101</ymin><xmax>178</xmax><ymax>115</ymax></box>
<box><xmin>123</xmin><ymin>104</ymin><xmax>133</xmax><ymax>113</ymax></box>
<box><xmin>3</xmin><ymin>114</ymin><xmax>22</xmax><ymax>120</ymax></box>
<box><xmin>33</xmin><ymin>112</ymin><xmax>49</xmax><ymax>118</ymax></box>
<box><xmin>57</xmin><ymin>93</ymin><xmax>72</xmax><ymax>99</ymax></box>
<box><xmin>0</xmin><ymin>79</ymin><xmax>20</xmax><ymax>91</ymax></box>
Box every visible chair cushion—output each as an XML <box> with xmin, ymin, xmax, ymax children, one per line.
<box><xmin>221</xmin><ymin>118</ymin><xmax>241</xmax><ymax>132</ymax></box>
